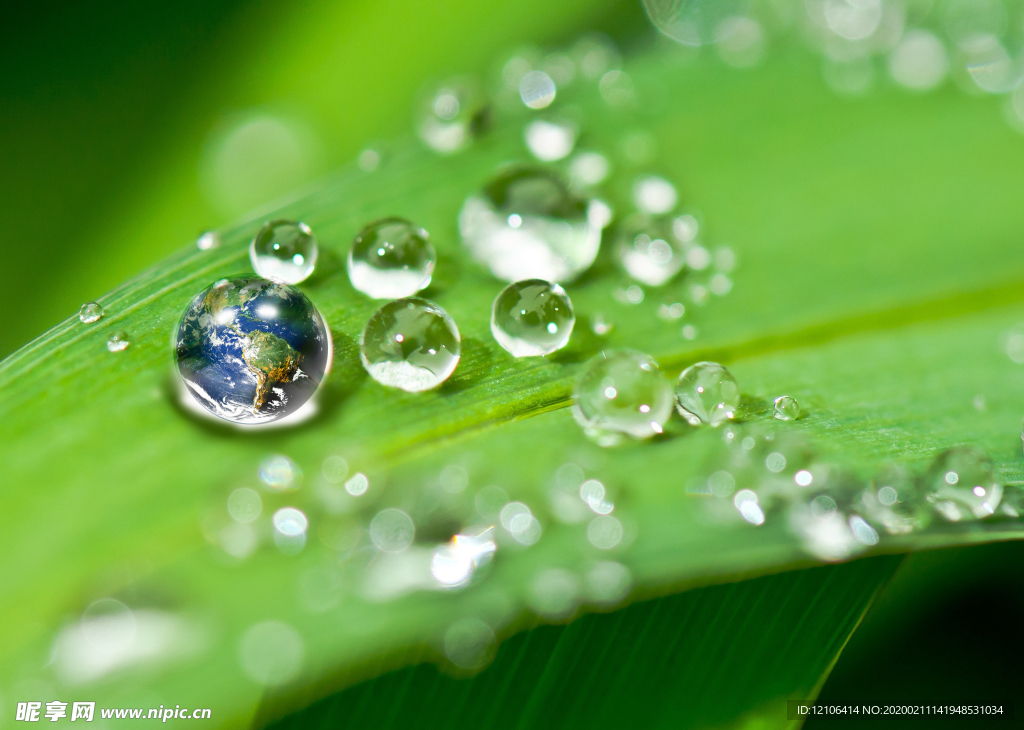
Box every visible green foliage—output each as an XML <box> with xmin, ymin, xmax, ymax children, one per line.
<box><xmin>3</xmin><ymin>30</ymin><xmax>1024</xmax><ymax>730</ymax></box>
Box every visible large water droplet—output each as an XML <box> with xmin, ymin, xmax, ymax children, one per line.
<box><xmin>360</xmin><ymin>298</ymin><xmax>461</xmax><ymax>392</ymax></box>
<box><xmin>79</xmin><ymin>302</ymin><xmax>104</xmax><ymax>324</ymax></box>
<box><xmin>459</xmin><ymin>166</ymin><xmax>608</xmax><ymax>283</ymax></box>
<box><xmin>249</xmin><ymin>220</ymin><xmax>318</xmax><ymax>284</ymax></box>
<box><xmin>417</xmin><ymin>77</ymin><xmax>490</xmax><ymax>154</ymax></box>
<box><xmin>106</xmin><ymin>331</ymin><xmax>130</xmax><ymax>352</ymax></box>
<box><xmin>573</xmin><ymin>350</ymin><xmax>675</xmax><ymax>444</ymax></box>
<box><xmin>675</xmin><ymin>361</ymin><xmax>740</xmax><ymax>426</ymax></box>
<box><xmin>348</xmin><ymin>218</ymin><xmax>436</xmax><ymax>299</ymax></box>
<box><xmin>925</xmin><ymin>447</ymin><xmax>1003</xmax><ymax>521</ymax></box>
<box><xmin>491</xmin><ymin>279</ymin><xmax>574</xmax><ymax>357</ymax></box>
<box><xmin>175</xmin><ymin>276</ymin><xmax>330</xmax><ymax>424</ymax></box>
<box><xmin>773</xmin><ymin>395</ymin><xmax>800</xmax><ymax>421</ymax></box>
<box><xmin>615</xmin><ymin>214</ymin><xmax>687</xmax><ymax>286</ymax></box>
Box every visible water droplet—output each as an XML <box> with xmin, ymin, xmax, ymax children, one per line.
<box><xmin>459</xmin><ymin>166</ymin><xmax>608</xmax><ymax>283</ymax></box>
<box><xmin>585</xmin><ymin>561</ymin><xmax>632</xmax><ymax>605</ymax></box>
<box><xmin>347</xmin><ymin>218</ymin><xmax>436</xmax><ymax>299</ymax></box>
<box><xmin>239</xmin><ymin>621</ymin><xmax>304</xmax><ymax>686</ymax></box>
<box><xmin>686</xmin><ymin>245</ymin><xmax>711</xmax><ymax>270</ymax></box>
<box><xmin>568</xmin><ymin>151</ymin><xmax>611</xmax><ymax>188</ymax></box>
<box><xmin>490</xmin><ymin>279</ymin><xmax>574</xmax><ymax>357</ymax></box>
<box><xmin>345</xmin><ymin>472</ymin><xmax>370</xmax><ymax>496</ymax></box>
<box><xmin>175</xmin><ymin>276</ymin><xmax>330</xmax><ymax>424</ymax></box>
<box><xmin>795</xmin><ymin>470</ymin><xmax>814</xmax><ymax>487</ymax></box>
<box><xmin>925</xmin><ymin>447</ymin><xmax>1003</xmax><ymax>521</ymax></box>
<box><xmin>259</xmin><ymin>455</ymin><xmax>301</xmax><ymax>491</ymax></box>
<box><xmin>713</xmin><ymin>245</ymin><xmax>736</xmax><ymax>271</ymax></box>
<box><xmin>322</xmin><ymin>455</ymin><xmax>349</xmax><ymax>483</ymax></box>
<box><xmin>573</xmin><ymin>350</ymin><xmax>675</xmax><ymax>444</ymax></box>
<box><xmin>520</xmin><ymin>70</ymin><xmax>556</xmax><ymax>109</ymax></box>
<box><xmin>499</xmin><ymin>501</ymin><xmax>542</xmax><ymax>545</ymax></box>
<box><xmin>579</xmin><ymin>478</ymin><xmax>614</xmax><ymax>514</ymax></box>
<box><xmin>632</xmin><ymin>176</ymin><xmax>677</xmax><ymax>215</ymax></box>
<box><xmin>529</xmin><ymin>568</ymin><xmax>580</xmax><ymax>620</ymax></box>
<box><xmin>644</xmin><ymin>0</ymin><xmax>751</xmax><ymax>46</ymax></box>
<box><xmin>227</xmin><ymin>487</ymin><xmax>262</xmax><ymax>523</ymax></box>
<box><xmin>196</xmin><ymin>231</ymin><xmax>220</xmax><ymax>251</ymax></box>
<box><xmin>765</xmin><ymin>452</ymin><xmax>787</xmax><ymax>473</ymax></box>
<box><xmin>79</xmin><ymin>302</ymin><xmax>104</xmax><ymax>324</ymax></box>
<box><xmin>658</xmin><ymin>302</ymin><xmax>686</xmax><ymax>320</ymax></box>
<box><xmin>273</xmin><ymin>506</ymin><xmax>308</xmax><ymax>554</ymax></box>
<box><xmin>849</xmin><ymin>514</ymin><xmax>879</xmax><ymax>545</ymax></box>
<box><xmin>889</xmin><ymin>29</ymin><xmax>948</xmax><ymax>91</ymax></box>
<box><xmin>418</xmin><ymin>77</ymin><xmax>489</xmax><ymax>154</ymax></box>
<box><xmin>591</xmin><ymin>314</ymin><xmax>613</xmax><ymax>336</ymax></box>
<box><xmin>675</xmin><ymin>361</ymin><xmax>740</xmax><ymax>426</ymax></box>
<box><xmin>681</xmin><ymin>324</ymin><xmax>698</xmax><ymax>340</ymax></box>
<box><xmin>963</xmin><ymin>34</ymin><xmax>1018</xmax><ymax>94</ymax></box>
<box><xmin>587</xmin><ymin>515</ymin><xmax>624</xmax><ymax>549</ymax></box>
<box><xmin>474</xmin><ymin>485</ymin><xmax>509</xmax><ymax>521</ymax></box>
<box><xmin>360</xmin><ymin>298</ymin><xmax>460</xmax><ymax>392</ymax></box>
<box><xmin>709</xmin><ymin>273</ymin><xmax>733</xmax><ymax>296</ymax></box>
<box><xmin>106</xmin><ymin>331</ymin><xmax>130</xmax><ymax>352</ymax></box>
<box><xmin>616</xmin><ymin>215</ymin><xmax>687</xmax><ymax>286</ymax></box>
<box><xmin>525</xmin><ymin>119</ymin><xmax>577</xmax><ymax>162</ymax></box>
<box><xmin>614</xmin><ymin>284</ymin><xmax>645</xmax><ymax>305</ymax></box>
<box><xmin>708</xmin><ymin>470</ymin><xmax>736</xmax><ymax>497</ymax></box>
<box><xmin>733</xmin><ymin>489</ymin><xmax>765</xmax><ymax>525</ymax></box>
<box><xmin>773</xmin><ymin>395</ymin><xmax>801</xmax><ymax>421</ymax></box>
<box><xmin>249</xmin><ymin>220</ymin><xmax>318</xmax><ymax>284</ymax></box>
<box><xmin>716</xmin><ymin>15</ymin><xmax>766</xmax><ymax>68</ymax></box>
<box><xmin>431</xmin><ymin>528</ymin><xmax>497</xmax><ymax>587</ymax></box>
<box><xmin>369</xmin><ymin>508</ymin><xmax>415</xmax><ymax>552</ymax></box>
<box><xmin>357</xmin><ymin>148</ymin><xmax>380</xmax><ymax>171</ymax></box>
<box><xmin>443</xmin><ymin>618</ymin><xmax>496</xmax><ymax>671</ymax></box>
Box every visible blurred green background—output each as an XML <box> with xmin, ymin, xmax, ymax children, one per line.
<box><xmin>3</xmin><ymin>0</ymin><xmax>1023</xmax><ymax>721</ymax></box>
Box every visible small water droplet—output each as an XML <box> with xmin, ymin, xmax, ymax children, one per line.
<box><xmin>795</xmin><ymin>469</ymin><xmax>814</xmax><ymax>487</ymax></box>
<box><xmin>644</xmin><ymin>0</ymin><xmax>751</xmax><ymax>46</ymax></box>
<box><xmin>925</xmin><ymin>447</ymin><xmax>1003</xmax><ymax>520</ymax></box>
<box><xmin>259</xmin><ymin>455</ymin><xmax>301</xmax><ymax>491</ymax></box>
<box><xmin>585</xmin><ymin>560</ymin><xmax>632</xmax><ymax>605</ymax></box>
<box><xmin>889</xmin><ymin>29</ymin><xmax>948</xmax><ymax>91</ymax></box>
<box><xmin>79</xmin><ymin>302</ymin><xmax>104</xmax><ymax>324</ymax></box>
<box><xmin>345</xmin><ymin>472</ymin><xmax>370</xmax><ymax>496</ymax></box>
<box><xmin>616</xmin><ymin>214</ymin><xmax>687</xmax><ymax>286</ymax></box>
<box><xmin>591</xmin><ymin>313</ymin><xmax>614</xmax><ymax>336</ymax></box>
<box><xmin>431</xmin><ymin>527</ymin><xmax>497</xmax><ymax>587</ymax></box>
<box><xmin>357</xmin><ymin>148</ymin><xmax>380</xmax><ymax>171</ymax></box>
<box><xmin>658</xmin><ymin>302</ymin><xmax>686</xmax><ymax>320</ymax></box>
<box><xmin>613</xmin><ymin>284</ymin><xmax>645</xmax><ymax>305</ymax></box>
<box><xmin>686</xmin><ymin>245</ymin><xmax>711</xmax><ymax>270</ymax></box>
<box><xmin>765</xmin><ymin>452</ymin><xmax>787</xmax><ymax>473</ymax></box>
<box><xmin>418</xmin><ymin>77</ymin><xmax>489</xmax><ymax>154</ymax></box>
<box><xmin>525</xmin><ymin>119</ymin><xmax>577</xmax><ymax>161</ymax></box>
<box><xmin>348</xmin><ymin>218</ymin><xmax>436</xmax><ymax>299</ymax></box>
<box><xmin>675</xmin><ymin>361</ymin><xmax>740</xmax><ymax>426</ymax></box>
<box><xmin>273</xmin><ymin>507</ymin><xmax>308</xmax><ymax>537</ymax></box>
<box><xmin>196</xmin><ymin>231</ymin><xmax>220</xmax><ymax>251</ymax></box>
<box><xmin>106</xmin><ymin>331</ymin><xmax>130</xmax><ymax>352</ymax></box>
<box><xmin>360</xmin><ymin>298</ymin><xmax>460</xmax><ymax>392</ymax></box>
<box><xmin>573</xmin><ymin>350</ymin><xmax>674</xmax><ymax>444</ymax></box>
<box><xmin>529</xmin><ymin>568</ymin><xmax>580</xmax><ymax>620</ymax></box>
<box><xmin>443</xmin><ymin>618</ymin><xmax>497</xmax><ymax>671</ymax></box>
<box><xmin>773</xmin><ymin>395</ymin><xmax>801</xmax><ymax>421</ymax></box>
<box><xmin>599</xmin><ymin>69</ymin><xmax>634</xmax><ymax>106</ymax></box>
<box><xmin>499</xmin><ymin>501</ymin><xmax>542</xmax><ymax>545</ymax></box>
<box><xmin>460</xmin><ymin>166</ymin><xmax>607</xmax><ymax>283</ymax></box>
<box><xmin>716</xmin><ymin>15</ymin><xmax>766</xmax><ymax>68</ymax></box>
<box><xmin>239</xmin><ymin>621</ymin><xmax>304</xmax><ymax>686</ymax></box>
<box><xmin>474</xmin><ymin>485</ymin><xmax>509</xmax><ymax>520</ymax></box>
<box><xmin>520</xmin><ymin>70</ymin><xmax>556</xmax><ymax>109</ymax></box>
<box><xmin>681</xmin><ymin>324</ymin><xmax>698</xmax><ymax>340</ymax></box>
<box><xmin>491</xmin><ymin>279</ymin><xmax>574</xmax><ymax>357</ymax></box>
<box><xmin>568</xmin><ymin>151</ymin><xmax>611</xmax><ymax>188</ymax></box>
<box><xmin>369</xmin><ymin>508</ymin><xmax>415</xmax><ymax>552</ymax></box>
<box><xmin>249</xmin><ymin>220</ymin><xmax>318</xmax><ymax>284</ymax></box>
<box><xmin>587</xmin><ymin>515</ymin><xmax>624</xmax><ymax>549</ymax></box>
<box><xmin>321</xmin><ymin>455</ymin><xmax>349</xmax><ymax>483</ymax></box>
<box><xmin>227</xmin><ymin>487</ymin><xmax>262</xmax><ymax>523</ymax></box>
<box><xmin>632</xmin><ymin>176</ymin><xmax>677</xmax><ymax>215</ymax></box>
<box><xmin>713</xmin><ymin>245</ymin><xmax>736</xmax><ymax>271</ymax></box>
<box><xmin>709</xmin><ymin>273</ymin><xmax>733</xmax><ymax>296</ymax></box>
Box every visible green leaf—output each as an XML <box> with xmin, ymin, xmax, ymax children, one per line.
<box><xmin>2</xmin><ymin>37</ymin><xmax>1024</xmax><ymax>728</ymax></box>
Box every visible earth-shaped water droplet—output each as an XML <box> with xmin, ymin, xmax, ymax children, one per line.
<box><xmin>79</xmin><ymin>302</ymin><xmax>104</xmax><ymax>324</ymax></box>
<box><xmin>925</xmin><ymin>447</ymin><xmax>1003</xmax><ymax>521</ymax></box>
<box><xmin>250</xmin><ymin>220</ymin><xmax>318</xmax><ymax>284</ymax></box>
<box><xmin>675</xmin><ymin>361</ymin><xmax>740</xmax><ymax>426</ymax></box>
<box><xmin>175</xmin><ymin>276</ymin><xmax>330</xmax><ymax>424</ymax></box>
<box><xmin>573</xmin><ymin>349</ymin><xmax>674</xmax><ymax>444</ymax></box>
<box><xmin>459</xmin><ymin>166</ymin><xmax>608</xmax><ymax>283</ymax></box>
<box><xmin>348</xmin><ymin>218</ymin><xmax>436</xmax><ymax>299</ymax></box>
<box><xmin>417</xmin><ymin>77</ymin><xmax>490</xmax><ymax>154</ymax></box>
<box><xmin>491</xmin><ymin>279</ymin><xmax>574</xmax><ymax>357</ymax></box>
<box><xmin>360</xmin><ymin>297</ymin><xmax>461</xmax><ymax>392</ymax></box>
<box><xmin>106</xmin><ymin>331</ymin><xmax>130</xmax><ymax>352</ymax></box>
<box><xmin>773</xmin><ymin>395</ymin><xmax>800</xmax><ymax>421</ymax></box>
<box><xmin>615</xmin><ymin>214</ymin><xmax>688</xmax><ymax>286</ymax></box>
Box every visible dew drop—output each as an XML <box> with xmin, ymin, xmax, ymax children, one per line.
<box><xmin>773</xmin><ymin>395</ymin><xmax>801</xmax><ymax>421</ymax></box>
<box><xmin>196</xmin><ymin>230</ymin><xmax>221</xmax><ymax>251</ymax></box>
<box><xmin>573</xmin><ymin>350</ymin><xmax>675</xmax><ymax>444</ymax></box>
<box><xmin>418</xmin><ymin>77</ymin><xmax>490</xmax><ymax>154</ymax></box>
<box><xmin>273</xmin><ymin>507</ymin><xmax>309</xmax><ymax>537</ymax></box>
<box><xmin>733</xmin><ymin>489</ymin><xmax>765</xmax><ymax>525</ymax></box>
<box><xmin>249</xmin><ymin>220</ymin><xmax>318</xmax><ymax>284</ymax></box>
<box><xmin>681</xmin><ymin>324</ymin><xmax>698</xmax><ymax>340</ymax></box>
<box><xmin>524</xmin><ymin>119</ymin><xmax>577</xmax><ymax>162</ymax></box>
<box><xmin>528</xmin><ymin>568</ymin><xmax>580</xmax><ymax>620</ymax></box>
<box><xmin>675</xmin><ymin>361</ymin><xmax>740</xmax><ymax>426</ymax></box>
<box><xmin>431</xmin><ymin>528</ymin><xmax>496</xmax><ymax>587</ymax></box>
<box><xmin>239</xmin><ymin>621</ymin><xmax>304</xmax><ymax>686</ymax></box>
<box><xmin>360</xmin><ymin>298</ymin><xmax>460</xmax><ymax>392</ymax></box>
<box><xmin>321</xmin><ymin>455</ymin><xmax>349</xmax><ymax>483</ymax></box>
<box><xmin>345</xmin><ymin>472</ymin><xmax>370</xmax><ymax>496</ymax></box>
<box><xmin>259</xmin><ymin>455</ymin><xmax>301</xmax><ymax>491</ymax></box>
<box><xmin>585</xmin><ymin>561</ymin><xmax>632</xmax><ymax>605</ymax></box>
<box><xmin>889</xmin><ymin>29</ymin><xmax>948</xmax><ymax>91</ymax></box>
<box><xmin>632</xmin><ymin>176</ymin><xmax>678</xmax><ymax>215</ymax></box>
<box><xmin>369</xmin><ymin>508</ymin><xmax>415</xmax><ymax>552</ymax></box>
<box><xmin>568</xmin><ymin>151</ymin><xmax>611</xmax><ymax>188</ymax></box>
<box><xmin>348</xmin><ymin>218</ymin><xmax>436</xmax><ymax>299</ymax></box>
<box><xmin>765</xmin><ymin>452</ymin><xmax>787</xmax><ymax>473</ymax></box>
<box><xmin>499</xmin><ymin>501</ymin><xmax>542</xmax><ymax>545</ymax></box>
<box><xmin>106</xmin><ymin>331</ymin><xmax>130</xmax><ymax>352</ymax></box>
<box><xmin>925</xmin><ymin>447</ymin><xmax>1003</xmax><ymax>521</ymax></box>
<box><xmin>357</xmin><ymin>148</ymin><xmax>381</xmax><ymax>171</ymax></box>
<box><xmin>444</xmin><ymin>618</ymin><xmax>497</xmax><ymax>671</ymax></box>
<box><xmin>459</xmin><ymin>166</ymin><xmax>608</xmax><ymax>283</ymax></box>
<box><xmin>79</xmin><ymin>302</ymin><xmax>104</xmax><ymax>324</ymax></box>
<box><xmin>616</xmin><ymin>215</ymin><xmax>687</xmax><ymax>286</ymax></box>
<box><xmin>587</xmin><ymin>515</ymin><xmax>624</xmax><ymax>549</ymax></box>
<box><xmin>519</xmin><ymin>70</ymin><xmax>557</xmax><ymax>109</ymax></box>
<box><xmin>491</xmin><ymin>279</ymin><xmax>574</xmax><ymax>357</ymax></box>
<box><xmin>227</xmin><ymin>487</ymin><xmax>262</xmax><ymax>523</ymax></box>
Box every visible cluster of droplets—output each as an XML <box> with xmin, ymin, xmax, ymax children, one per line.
<box><xmin>643</xmin><ymin>0</ymin><xmax>1024</xmax><ymax>134</ymax></box>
